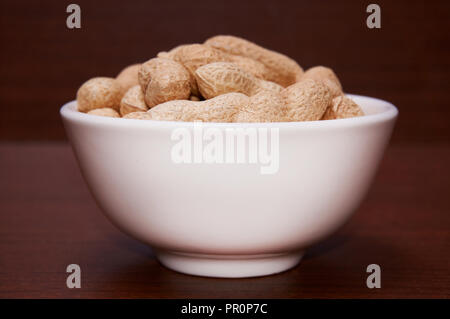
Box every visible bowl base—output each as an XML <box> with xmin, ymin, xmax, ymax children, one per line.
<box><xmin>155</xmin><ymin>250</ymin><xmax>304</xmax><ymax>278</ymax></box>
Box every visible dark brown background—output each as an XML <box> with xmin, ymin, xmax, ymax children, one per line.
<box><xmin>0</xmin><ymin>0</ymin><xmax>449</xmax><ymax>143</ymax></box>
<box><xmin>0</xmin><ymin>0</ymin><xmax>449</xmax><ymax>299</ymax></box>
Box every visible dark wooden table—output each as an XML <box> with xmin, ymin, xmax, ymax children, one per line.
<box><xmin>0</xmin><ymin>142</ymin><xmax>449</xmax><ymax>298</ymax></box>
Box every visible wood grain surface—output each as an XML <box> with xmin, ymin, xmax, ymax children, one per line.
<box><xmin>0</xmin><ymin>143</ymin><xmax>448</xmax><ymax>298</ymax></box>
<box><xmin>0</xmin><ymin>0</ymin><xmax>449</xmax><ymax>143</ymax></box>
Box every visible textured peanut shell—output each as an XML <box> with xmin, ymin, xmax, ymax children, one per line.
<box><xmin>158</xmin><ymin>45</ymin><xmax>200</xmax><ymax>96</ymax></box>
<box><xmin>204</xmin><ymin>35</ymin><xmax>303</xmax><ymax>87</ymax></box>
<box><xmin>166</xmin><ymin>44</ymin><xmax>227</xmax><ymax>95</ymax></box>
<box><xmin>116</xmin><ymin>64</ymin><xmax>141</xmax><ymax>97</ymax></box>
<box><xmin>195</xmin><ymin>62</ymin><xmax>282</xmax><ymax>99</ymax></box>
<box><xmin>258</xmin><ymin>79</ymin><xmax>283</xmax><ymax>94</ymax></box>
<box><xmin>301</xmin><ymin>66</ymin><xmax>342</xmax><ymax>97</ymax></box>
<box><xmin>166</xmin><ymin>44</ymin><xmax>228</xmax><ymax>72</ymax></box>
<box><xmin>162</xmin><ymin>44</ymin><xmax>272</xmax><ymax>94</ymax></box>
<box><xmin>138</xmin><ymin>58</ymin><xmax>191</xmax><ymax>108</ymax></box>
<box><xmin>282</xmin><ymin>79</ymin><xmax>332</xmax><ymax>121</ymax></box>
<box><xmin>227</xmin><ymin>54</ymin><xmax>269</xmax><ymax>79</ymax></box>
<box><xmin>234</xmin><ymin>91</ymin><xmax>288</xmax><ymax>123</ymax></box>
<box><xmin>162</xmin><ymin>44</ymin><xmax>267</xmax><ymax>78</ymax></box>
<box><xmin>77</xmin><ymin>77</ymin><xmax>122</xmax><ymax>112</ymax></box>
<box><xmin>123</xmin><ymin>111</ymin><xmax>153</xmax><ymax>120</ymax></box>
<box><xmin>148</xmin><ymin>93</ymin><xmax>249</xmax><ymax>122</ymax></box>
<box><xmin>87</xmin><ymin>107</ymin><xmax>120</xmax><ymax>118</ymax></box>
<box><xmin>195</xmin><ymin>62</ymin><xmax>258</xmax><ymax>98</ymax></box>
<box><xmin>322</xmin><ymin>95</ymin><xmax>364</xmax><ymax>120</ymax></box>
<box><xmin>120</xmin><ymin>85</ymin><xmax>148</xmax><ymax>116</ymax></box>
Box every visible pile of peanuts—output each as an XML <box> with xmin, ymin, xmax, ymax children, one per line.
<box><xmin>76</xmin><ymin>35</ymin><xmax>364</xmax><ymax>122</ymax></box>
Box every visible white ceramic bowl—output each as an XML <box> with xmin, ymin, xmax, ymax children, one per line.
<box><xmin>60</xmin><ymin>94</ymin><xmax>398</xmax><ymax>278</ymax></box>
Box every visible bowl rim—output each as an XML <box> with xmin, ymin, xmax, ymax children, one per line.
<box><xmin>60</xmin><ymin>94</ymin><xmax>398</xmax><ymax>129</ymax></box>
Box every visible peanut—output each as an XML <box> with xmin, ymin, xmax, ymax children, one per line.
<box><xmin>227</xmin><ymin>54</ymin><xmax>269</xmax><ymax>80</ymax></box>
<box><xmin>162</xmin><ymin>44</ymin><xmax>226</xmax><ymax>71</ymax></box>
<box><xmin>160</xmin><ymin>44</ymin><xmax>225</xmax><ymax>95</ymax></box>
<box><xmin>322</xmin><ymin>95</ymin><xmax>364</xmax><ymax>120</ymax></box>
<box><xmin>77</xmin><ymin>36</ymin><xmax>363</xmax><ymax>123</ymax></box>
<box><xmin>161</xmin><ymin>44</ymin><xmax>271</xmax><ymax>93</ymax></box>
<box><xmin>123</xmin><ymin>111</ymin><xmax>153</xmax><ymax>120</ymax></box>
<box><xmin>156</xmin><ymin>51</ymin><xmax>170</xmax><ymax>59</ymax></box>
<box><xmin>195</xmin><ymin>62</ymin><xmax>282</xmax><ymax>99</ymax></box>
<box><xmin>234</xmin><ymin>79</ymin><xmax>332</xmax><ymax>123</ymax></box>
<box><xmin>157</xmin><ymin>44</ymin><xmax>191</xmax><ymax>60</ymax></box>
<box><xmin>87</xmin><ymin>108</ymin><xmax>120</xmax><ymax>118</ymax></box>
<box><xmin>204</xmin><ymin>35</ymin><xmax>303</xmax><ymax>87</ymax></box>
<box><xmin>116</xmin><ymin>64</ymin><xmax>141</xmax><ymax>96</ymax></box>
<box><xmin>158</xmin><ymin>46</ymin><xmax>200</xmax><ymax>96</ymax></box>
<box><xmin>148</xmin><ymin>93</ymin><xmax>249</xmax><ymax>122</ymax></box>
<box><xmin>234</xmin><ymin>91</ymin><xmax>288</xmax><ymax>123</ymax></box>
<box><xmin>138</xmin><ymin>58</ymin><xmax>191</xmax><ymax>108</ymax></box>
<box><xmin>189</xmin><ymin>95</ymin><xmax>201</xmax><ymax>101</ymax></box>
<box><xmin>282</xmin><ymin>79</ymin><xmax>332</xmax><ymax>121</ymax></box>
<box><xmin>120</xmin><ymin>85</ymin><xmax>148</xmax><ymax>116</ymax></box>
<box><xmin>77</xmin><ymin>77</ymin><xmax>122</xmax><ymax>112</ymax></box>
<box><xmin>300</xmin><ymin>66</ymin><xmax>342</xmax><ymax>97</ymax></box>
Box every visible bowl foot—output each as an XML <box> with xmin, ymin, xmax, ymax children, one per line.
<box><xmin>155</xmin><ymin>250</ymin><xmax>304</xmax><ymax>278</ymax></box>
